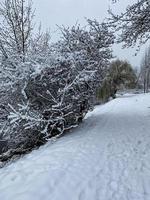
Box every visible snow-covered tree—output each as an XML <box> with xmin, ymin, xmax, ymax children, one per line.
<box><xmin>0</xmin><ymin>0</ymin><xmax>36</xmax><ymax>100</ymax></box>
<box><xmin>109</xmin><ymin>0</ymin><xmax>150</xmax><ymax>48</ymax></box>
<box><xmin>0</xmin><ymin>0</ymin><xmax>48</xmax><ymax>150</ymax></box>
<box><xmin>140</xmin><ymin>46</ymin><xmax>150</xmax><ymax>93</ymax></box>
<box><xmin>0</xmin><ymin>0</ymin><xmax>34</xmax><ymax>61</ymax></box>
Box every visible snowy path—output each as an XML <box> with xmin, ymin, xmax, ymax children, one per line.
<box><xmin>0</xmin><ymin>93</ymin><xmax>150</xmax><ymax>200</ymax></box>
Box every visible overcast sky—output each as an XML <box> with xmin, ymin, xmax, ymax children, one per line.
<box><xmin>33</xmin><ymin>0</ymin><xmax>146</xmax><ymax>69</ymax></box>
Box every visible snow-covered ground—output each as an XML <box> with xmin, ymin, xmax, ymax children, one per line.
<box><xmin>0</xmin><ymin>93</ymin><xmax>150</xmax><ymax>200</ymax></box>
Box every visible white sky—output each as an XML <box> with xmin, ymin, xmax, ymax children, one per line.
<box><xmin>33</xmin><ymin>0</ymin><xmax>146</xmax><ymax>69</ymax></box>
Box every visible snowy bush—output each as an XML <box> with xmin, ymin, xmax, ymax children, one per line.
<box><xmin>0</xmin><ymin>0</ymin><xmax>115</xmax><ymax>155</ymax></box>
<box><xmin>0</xmin><ymin>20</ymin><xmax>114</xmax><ymax>152</ymax></box>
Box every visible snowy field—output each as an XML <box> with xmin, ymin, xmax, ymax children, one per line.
<box><xmin>0</xmin><ymin>93</ymin><xmax>150</xmax><ymax>200</ymax></box>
